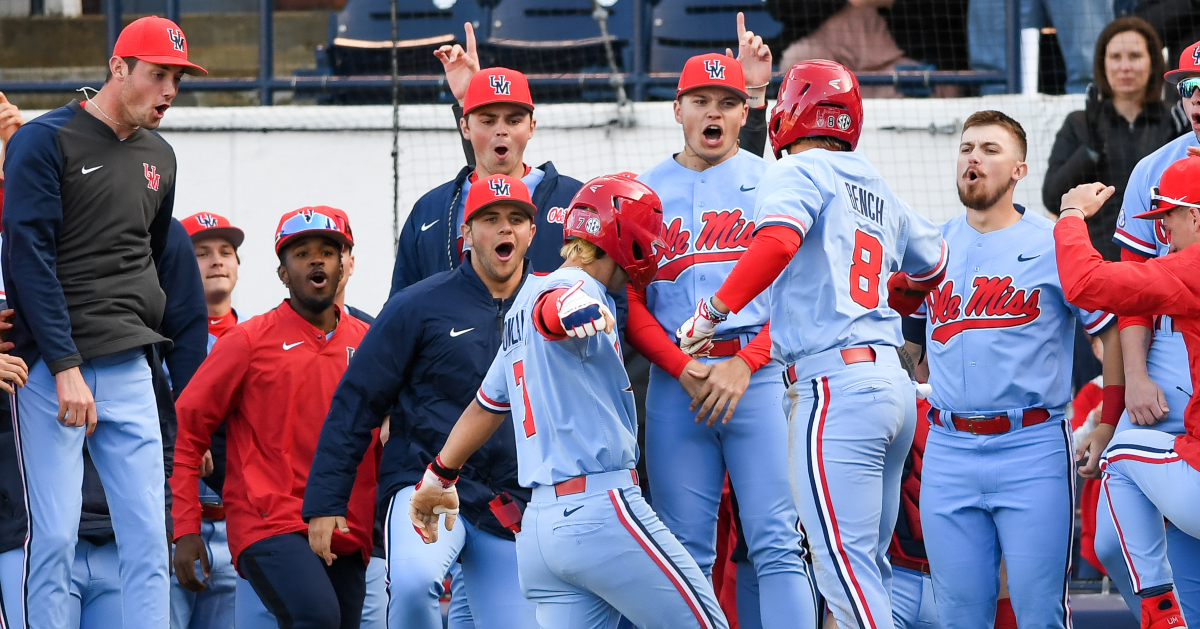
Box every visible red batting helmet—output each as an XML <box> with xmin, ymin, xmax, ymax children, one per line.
<box><xmin>769</xmin><ymin>60</ymin><xmax>863</xmax><ymax>157</ymax></box>
<box><xmin>563</xmin><ymin>174</ymin><xmax>666</xmax><ymax>290</ymax></box>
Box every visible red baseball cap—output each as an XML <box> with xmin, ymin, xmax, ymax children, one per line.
<box><xmin>465</xmin><ymin>174</ymin><xmax>536</xmax><ymax>222</ymax></box>
<box><xmin>274</xmin><ymin>206</ymin><xmax>354</xmax><ymax>255</ymax></box>
<box><xmin>677</xmin><ymin>53</ymin><xmax>747</xmax><ymax>100</ymax></box>
<box><xmin>463</xmin><ymin>68</ymin><xmax>534</xmax><ymax>115</ymax></box>
<box><xmin>1164</xmin><ymin>40</ymin><xmax>1200</xmax><ymax>84</ymax></box>
<box><xmin>113</xmin><ymin>16</ymin><xmax>207</xmax><ymax>76</ymax></box>
<box><xmin>182</xmin><ymin>212</ymin><xmax>244</xmax><ymax>249</ymax></box>
<box><xmin>1136</xmin><ymin>156</ymin><xmax>1200</xmax><ymax>219</ymax></box>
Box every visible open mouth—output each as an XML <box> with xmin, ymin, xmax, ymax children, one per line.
<box><xmin>702</xmin><ymin>124</ymin><xmax>723</xmax><ymax>144</ymax></box>
<box><xmin>307</xmin><ymin>268</ymin><xmax>329</xmax><ymax>290</ymax></box>
<box><xmin>495</xmin><ymin>242</ymin><xmax>515</xmax><ymax>261</ymax></box>
<box><xmin>154</xmin><ymin>104</ymin><xmax>169</xmax><ymax>118</ymax></box>
<box><xmin>964</xmin><ymin>168</ymin><xmax>981</xmax><ymax>183</ymax></box>
<box><xmin>494</xmin><ymin>145</ymin><xmax>509</xmax><ymax>159</ymax></box>
<box><xmin>1192</xmin><ymin>112</ymin><xmax>1200</xmax><ymax>127</ymax></box>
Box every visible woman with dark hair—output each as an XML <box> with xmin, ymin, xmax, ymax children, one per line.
<box><xmin>1043</xmin><ymin>16</ymin><xmax>1186</xmax><ymax>261</ymax></box>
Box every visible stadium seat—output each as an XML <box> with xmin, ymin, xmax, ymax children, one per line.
<box><xmin>649</xmin><ymin>0</ymin><xmax>782</xmax><ymax>74</ymax></box>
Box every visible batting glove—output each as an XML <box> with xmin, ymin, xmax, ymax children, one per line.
<box><xmin>408</xmin><ymin>462</ymin><xmax>460</xmax><ymax>544</ymax></box>
<box><xmin>677</xmin><ymin>298</ymin><xmax>726</xmax><ymax>355</ymax></box>
<box><xmin>557</xmin><ymin>280</ymin><xmax>615</xmax><ymax>338</ymax></box>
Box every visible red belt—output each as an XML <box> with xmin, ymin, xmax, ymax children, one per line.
<box><xmin>889</xmin><ymin>555</ymin><xmax>930</xmax><ymax>575</ymax></box>
<box><xmin>784</xmin><ymin>347</ymin><xmax>877</xmax><ymax>387</ymax></box>
<box><xmin>931</xmin><ymin>408</ymin><xmax>1051</xmax><ymax>435</ymax></box>
<box><xmin>706</xmin><ymin>338</ymin><xmax>742</xmax><ymax>358</ymax></box>
<box><xmin>201</xmin><ymin>503</ymin><xmax>225</xmax><ymax>521</ymax></box>
<box><xmin>554</xmin><ymin>470</ymin><xmax>639</xmax><ymax>498</ymax></box>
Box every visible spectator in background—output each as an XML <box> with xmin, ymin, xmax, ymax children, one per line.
<box><xmin>970</xmin><ymin>0</ymin><xmax>1111</xmax><ymax>94</ymax></box>
<box><xmin>766</xmin><ymin>0</ymin><xmax>968</xmax><ymax>97</ymax></box>
<box><xmin>1043</xmin><ymin>16</ymin><xmax>1186</xmax><ymax>261</ymax></box>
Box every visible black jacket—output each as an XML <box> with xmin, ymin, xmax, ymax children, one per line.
<box><xmin>305</xmin><ymin>258</ymin><xmax>531</xmax><ymax>541</ymax></box>
<box><xmin>1042</xmin><ymin>101</ymin><xmax>1186</xmax><ymax>261</ymax></box>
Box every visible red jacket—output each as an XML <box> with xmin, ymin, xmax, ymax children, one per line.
<box><xmin>172</xmin><ymin>301</ymin><xmax>376</xmax><ymax>571</ymax></box>
<box><xmin>1055</xmin><ymin>216</ymin><xmax>1200</xmax><ymax>470</ymax></box>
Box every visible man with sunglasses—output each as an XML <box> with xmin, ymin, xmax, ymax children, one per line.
<box><xmin>1097</xmin><ymin>39</ymin><xmax>1200</xmax><ymax>623</ymax></box>
<box><xmin>171</xmin><ymin>208</ymin><xmax>378</xmax><ymax>629</ymax></box>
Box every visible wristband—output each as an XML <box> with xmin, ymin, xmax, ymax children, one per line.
<box><xmin>1060</xmin><ymin>207</ymin><xmax>1085</xmax><ymax>219</ymax></box>
<box><xmin>746</xmin><ymin>81</ymin><xmax>770</xmax><ymax>90</ymax></box>
<box><xmin>704</xmin><ymin>297</ymin><xmax>729</xmax><ymax>323</ymax></box>
<box><xmin>1100</xmin><ymin>385</ymin><xmax>1126</xmax><ymax>427</ymax></box>
<box><xmin>430</xmin><ymin>456</ymin><xmax>460</xmax><ymax>483</ymax></box>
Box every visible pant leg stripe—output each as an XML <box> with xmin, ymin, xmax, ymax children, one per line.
<box><xmin>383</xmin><ymin>492</ymin><xmax>395</xmax><ymax>629</ymax></box>
<box><xmin>1101</xmin><ymin>475</ymin><xmax>1142</xmax><ymax>593</ymax></box>
<box><xmin>1058</xmin><ymin>420</ymin><xmax>1075</xmax><ymax>629</ymax></box>
<box><xmin>8</xmin><ymin>391</ymin><xmax>30</xmax><ymax>629</ymax></box>
<box><xmin>806</xmin><ymin>377</ymin><xmax>878</xmax><ymax>629</ymax></box>
<box><xmin>609</xmin><ymin>488</ymin><xmax>717</xmax><ymax>629</ymax></box>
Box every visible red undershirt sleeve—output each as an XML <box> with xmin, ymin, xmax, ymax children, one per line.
<box><xmin>533</xmin><ymin>289</ymin><xmax>568</xmax><ymax>340</ymax></box>
<box><xmin>626</xmin><ymin>285</ymin><xmax>693</xmax><ymax>379</ymax></box>
<box><xmin>735</xmin><ymin>321</ymin><xmax>773</xmax><ymax>373</ymax></box>
<box><xmin>714</xmin><ymin>226</ymin><xmax>802</xmax><ymax>314</ymax></box>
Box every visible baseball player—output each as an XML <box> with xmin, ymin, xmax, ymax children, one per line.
<box><xmin>303</xmin><ymin>174</ymin><xmax>539</xmax><ymax>629</ymax></box>
<box><xmin>0</xmin><ymin>16</ymin><xmax>205</xmax><ymax>629</ymax></box>
<box><xmin>1052</xmin><ymin>164</ymin><xmax>1200</xmax><ymax>629</ymax></box>
<box><xmin>169</xmin><ymin>212</ymin><xmax>246</xmax><ymax>629</ymax></box>
<box><xmin>1096</xmin><ymin>39</ymin><xmax>1200</xmax><ymax>622</ymax></box>
<box><xmin>916</xmin><ymin>111</ymin><xmax>1120</xmax><ymax>629</ymax></box>
<box><xmin>675</xmin><ymin>60</ymin><xmax>949</xmax><ymax>629</ymax></box>
<box><xmin>626</xmin><ymin>49</ymin><xmax>817</xmax><ymax>629</ymax></box>
<box><xmin>408</xmin><ymin>174</ymin><xmax>730</xmax><ymax>629</ymax></box>
<box><xmin>171</xmin><ymin>208</ymin><xmax>377</xmax><ymax>629</ymax></box>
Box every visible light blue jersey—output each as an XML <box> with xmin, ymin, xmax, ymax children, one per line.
<box><xmin>477</xmin><ymin>267</ymin><xmax>638</xmax><ymax>488</ymax></box>
<box><xmin>753</xmin><ymin>150</ymin><xmax>947</xmax><ymax>365</ymax></box>
<box><xmin>639</xmin><ymin>150</ymin><xmax>770</xmax><ymax>337</ymax></box>
<box><xmin>918</xmin><ymin>209</ymin><xmax>1113</xmax><ymax>415</ymax></box>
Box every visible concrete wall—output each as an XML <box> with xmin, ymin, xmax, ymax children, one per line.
<box><xmin>16</xmin><ymin>95</ymin><xmax>1085</xmax><ymax>319</ymax></box>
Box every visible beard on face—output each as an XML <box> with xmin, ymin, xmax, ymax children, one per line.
<box><xmin>957</xmin><ymin>174</ymin><xmax>1014</xmax><ymax>211</ymax></box>
<box><xmin>293</xmin><ymin>290</ymin><xmax>336</xmax><ymax>315</ymax></box>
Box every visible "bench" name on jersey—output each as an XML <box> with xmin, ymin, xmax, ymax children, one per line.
<box><xmin>844</xmin><ymin>182</ymin><xmax>885</xmax><ymax>224</ymax></box>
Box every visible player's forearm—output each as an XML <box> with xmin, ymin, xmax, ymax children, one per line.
<box><xmin>1054</xmin><ymin>217</ymin><xmax>1181</xmax><ymax>316</ymax></box>
<box><xmin>1099</xmin><ymin>325</ymin><xmax>1124</xmax><ymax>387</ymax></box>
<box><xmin>438</xmin><ymin>400</ymin><xmax>506</xmax><ymax>470</ymax></box>
<box><xmin>1119</xmin><ymin>325</ymin><xmax>1152</xmax><ymax>380</ymax></box>
<box><xmin>713</xmin><ymin>226</ymin><xmax>801</xmax><ymax>314</ymax></box>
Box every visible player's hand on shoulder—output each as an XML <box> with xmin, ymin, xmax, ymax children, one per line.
<box><xmin>1075</xmin><ymin>421</ymin><xmax>1114</xmax><ymax>479</ymax></box>
<box><xmin>409</xmin><ymin>464</ymin><xmax>460</xmax><ymax>544</ymax></box>
<box><xmin>432</xmin><ymin>22</ymin><xmax>480</xmax><ymax>106</ymax></box>
<box><xmin>1060</xmin><ymin>183</ymin><xmax>1115</xmax><ymax>219</ymax></box>
<box><xmin>308</xmin><ymin>516</ymin><xmax>350</xmax><ymax>566</ymax></box>
<box><xmin>677</xmin><ymin>298</ymin><xmax>723</xmax><ymax>355</ymax></box>
<box><xmin>173</xmin><ymin>533</ymin><xmax>211</xmax><ymax>593</ymax></box>
<box><xmin>557</xmin><ymin>280</ymin><xmax>615</xmax><ymax>338</ymax></box>
<box><xmin>1126</xmin><ymin>371</ymin><xmax>1168</xmax><ymax>425</ymax></box>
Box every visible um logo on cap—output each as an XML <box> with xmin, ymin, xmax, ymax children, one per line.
<box><xmin>197</xmin><ymin>213</ymin><xmax>219</xmax><ymax>228</ymax></box>
<box><xmin>490</xmin><ymin>74</ymin><xmax>511</xmax><ymax>96</ymax></box>
<box><xmin>168</xmin><ymin>28</ymin><xmax>186</xmax><ymax>53</ymax></box>
<box><xmin>489</xmin><ymin>178</ymin><xmax>511</xmax><ymax>197</ymax></box>
<box><xmin>704</xmin><ymin>59</ymin><xmax>725</xmax><ymax>80</ymax></box>
<box><xmin>1193</xmin><ymin>46</ymin><xmax>1200</xmax><ymax>66</ymax></box>
<box><xmin>300</xmin><ymin>208</ymin><xmax>314</xmax><ymax>221</ymax></box>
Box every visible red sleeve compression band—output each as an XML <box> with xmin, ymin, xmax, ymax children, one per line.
<box><xmin>1117</xmin><ymin>248</ymin><xmax>1152</xmax><ymax>331</ymax></box>
<box><xmin>1101</xmin><ymin>385</ymin><xmax>1126</xmax><ymax>427</ymax></box>
<box><xmin>626</xmin><ymin>285</ymin><xmax>693</xmax><ymax>378</ymax></box>
<box><xmin>735</xmin><ymin>322</ymin><xmax>773</xmax><ymax>373</ymax></box>
<box><xmin>533</xmin><ymin>289</ymin><xmax>568</xmax><ymax>340</ymax></box>
<box><xmin>714</xmin><ymin>226</ymin><xmax>802</xmax><ymax>314</ymax></box>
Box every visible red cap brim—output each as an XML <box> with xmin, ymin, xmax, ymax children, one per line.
<box><xmin>463</xmin><ymin>99</ymin><xmax>534</xmax><ymax>115</ymax></box>
<box><xmin>134</xmin><ymin>55</ymin><xmax>208</xmax><ymax>76</ymax></box>
<box><xmin>1133</xmin><ymin>207</ymin><xmax>1173</xmax><ymax>219</ymax></box>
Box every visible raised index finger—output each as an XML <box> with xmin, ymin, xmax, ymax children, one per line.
<box><xmin>736</xmin><ymin>11</ymin><xmax>746</xmax><ymax>42</ymax></box>
<box><xmin>0</xmin><ymin>92</ymin><xmax>8</xmax><ymax>105</ymax></box>
<box><xmin>464</xmin><ymin>22</ymin><xmax>477</xmax><ymax>58</ymax></box>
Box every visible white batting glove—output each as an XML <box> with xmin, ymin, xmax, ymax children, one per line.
<box><xmin>915</xmin><ymin>383</ymin><xmax>932</xmax><ymax>400</ymax></box>
<box><xmin>557</xmin><ymin>280</ymin><xmax>615</xmax><ymax>338</ymax></box>
<box><xmin>677</xmin><ymin>298</ymin><xmax>725</xmax><ymax>355</ymax></box>
<box><xmin>408</xmin><ymin>465</ymin><xmax>460</xmax><ymax>544</ymax></box>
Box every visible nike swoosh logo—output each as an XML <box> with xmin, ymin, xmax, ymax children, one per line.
<box><xmin>563</xmin><ymin>506</ymin><xmax>584</xmax><ymax>517</ymax></box>
<box><xmin>282</xmin><ymin>341</ymin><xmax>304</xmax><ymax>350</ymax></box>
<box><xmin>450</xmin><ymin>327</ymin><xmax>474</xmax><ymax>337</ymax></box>
<box><xmin>740</xmin><ymin>185</ymin><xmax>756</xmax><ymax>192</ymax></box>
<box><xmin>210</xmin><ymin>319</ymin><xmax>221</xmax><ymax>325</ymax></box>
<box><xmin>81</xmin><ymin>165</ymin><xmax>103</xmax><ymax>174</ymax></box>
<box><xmin>421</xmin><ymin>220</ymin><xmax>439</xmax><ymax>231</ymax></box>
<box><xmin>1017</xmin><ymin>253</ymin><xmax>1041</xmax><ymax>262</ymax></box>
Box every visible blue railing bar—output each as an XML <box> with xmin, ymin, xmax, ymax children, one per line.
<box><xmin>1005</xmin><ymin>0</ymin><xmax>1021</xmax><ymax>94</ymax></box>
<box><xmin>165</xmin><ymin>0</ymin><xmax>180</xmax><ymax>25</ymax></box>
<box><xmin>106</xmin><ymin>0</ymin><xmax>122</xmax><ymax>58</ymax></box>
<box><xmin>631</xmin><ymin>0</ymin><xmax>646</xmax><ymax>102</ymax></box>
<box><xmin>259</xmin><ymin>0</ymin><xmax>274</xmax><ymax>105</ymax></box>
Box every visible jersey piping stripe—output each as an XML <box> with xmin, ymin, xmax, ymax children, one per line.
<box><xmin>1101</xmin><ymin>475</ymin><xmax>1143</xmax><ymax>593</ymax></box>
<box><xmin>382</xmin><ymin>492</ymin><xmax>397</xmax><ymax>629</ymax></box>
<box><xmin>1084</xmin><ymin>312</ymin><xmax>1116</xmax><ymax>335</ymax></box>
<box><xmin>1056</xmin><ymin>420</ymin><xmax>1075</xmax><ymax>629</ymax></box>
<box><xmin>1113</xmin><ymin>229</ymin><xmax>1157</xmax><ymax>256</ymax></box>
<box><xmin>908</xmin><ymin>240</ymin><xmax>949</xmax><ymax>283</ymax></box>
<box><xmin>476</xmin><ymin>388</ymin><xmax>510</xmax><ymax>413</ymax></box>
<box><xmin>806</xmin><ymin>377</ymin><xmax>878</xmax><ymax>629</ymax></box>
<box><xmin>608</xmin><ymin>488</ymin><xmax>718</xmax><ymax>629</ymax></box>
<box><xmin>757</xmin><ymin>215</ymin><xmax>808</xmax><ymax>238</ymax></box>
<box><xmin>8</xmin><ymin>391</ymin><xmax>30</xmax><ymax>629</ymax></box>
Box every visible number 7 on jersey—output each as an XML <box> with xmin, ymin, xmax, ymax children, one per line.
<box><xmin>513</xmin><ymin>361</ymin><xmax>536</xmax><ymax>438</ymax></box>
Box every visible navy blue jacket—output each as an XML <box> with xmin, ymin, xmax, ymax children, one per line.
<box><xmin>0</xmin><ymin>219</ymin><xmax>206</xmax><ymax>551</ymax></box>
<box><xmin>304</xmin><ymin>257</ymin><xmax>530</xmax><ymax>541</ymax></box>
